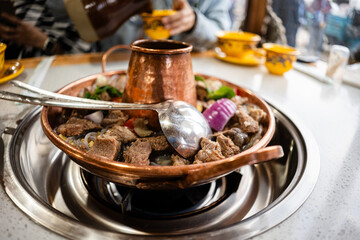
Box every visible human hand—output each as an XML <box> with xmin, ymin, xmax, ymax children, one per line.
<box><xmin>162</xmin><ymin>0</ymin><xmax>196</xmax><ymax>36</ymax></box>
<box><xmin>0</xmin><ymin>12</ymin><xmax>47</xmax><ymax>49</ymax></box>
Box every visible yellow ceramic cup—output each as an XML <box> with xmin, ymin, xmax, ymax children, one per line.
<box><xmin>263</xmin><ymin>43</ymin><xmax>299</xmax><ymax>75</ymax></box>
<box><xmin>216</xmin><ymin>31</ymin><xmax>261</xmax><ymax>58</ymax></box>
<box><xmin>142</xmin><ymin>9</ymin><xmax>176</xmax><ymax>40</ymax></box>
<box><xmin>0</xmin><ymin>43</ymin><xmax>6</xmax><ymax>73</ymax></box>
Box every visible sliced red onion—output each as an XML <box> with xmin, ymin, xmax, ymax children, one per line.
<box><xmin>85</xmin><ymin>111</ymin><xmax>104</xmax><ymax>124</ymax></box>
<box><xmin>202</xmin><ymin>98</ymin><xmax>237</xmax><ymax>131</ymax></box>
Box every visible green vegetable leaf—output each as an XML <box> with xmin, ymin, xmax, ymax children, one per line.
<box><xmin>94</xmin><ymin>86</ymin><xmax>107</xmax><ymax>95</ymax></box>
<box><xmin>195</xmin><ymin>75</ymin><xmax>205</xmax><ymax>82</ymax></box>
<box><xmin>83</xmin><ymin>85</ymin><xmax>122</xmax><ymax>100</ymax></box>
<box><xmin>83</xmin><ymin>91</ymin><xmax>91</xmax><ymax>99</ymax></box>
<box><xmin>208</xmin><ymin>85</ymin><xmax>236</xmax><ymax>100</ymax></box>
<box><xmin>104</xmin><ymin>86</ymin><xmax>122</xmax><ymax>98</ymax></box>
<box><xmin>84</xmin><ymin>92</ymin><xmax>100</xmax><ymax>100</ymax></box>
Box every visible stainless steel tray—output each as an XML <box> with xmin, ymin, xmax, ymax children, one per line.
<box><xmin>1</xmin><ymin>104</ymin><xmax>320</xmax><ymax>239</ymax></box>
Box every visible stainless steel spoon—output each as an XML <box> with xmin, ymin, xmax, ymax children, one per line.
<box><xmin>0</xmin><ymin>80</ymin><xmax>212</xmax><ymax>158</ymax></box>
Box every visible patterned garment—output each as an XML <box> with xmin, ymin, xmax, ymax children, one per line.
<box><xmin>3</xmin><ymin>0</ymin><xmax>91</xmax><ymax>59</ymax></box>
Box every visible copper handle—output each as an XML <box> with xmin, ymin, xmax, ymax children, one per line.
<box><xmin>101</xmin><ymin>44</ymin><xmax>131</xmax><ymax>72</ymax></box>
<box><xmin>181</xmin><ymin>145</ymin><xmax>284</xmax><ymax>188</ymax></box>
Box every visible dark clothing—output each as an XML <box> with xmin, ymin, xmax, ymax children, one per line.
<box><xmin>272</xmin><ymin>0</ymin><xmax>303</xmax><ymax>47</ymax></box>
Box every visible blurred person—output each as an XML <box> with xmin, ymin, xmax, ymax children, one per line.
<box><xmin>0</xmin><ymin>0</ymin><xmax>91</xmax><ymax>59</ymax></box>
<box><xmin>262</xmin><ymin>0</ymin><xmax>288</xmax><ymax>45</ymax></box>
<box><xmin>307</xmin><ymin>0</ymin><xmax>331</xmax><ymax>55</ymax></box>
<box><xmin>236</xmin><ymin>0</ymin><xmax>287</xmax><ymax>45</ymax></box>
<box><xmin>96</xmin><ymin>0</ymin><xmax>232</xmax><ymax>52</ymax></box>
<box><xmin>228</xmin><ymin>0</ymin><xmax>247</xmax><ymax>31</ymax></box>
<box><xmin>1</xmin><ymin>0</ymin><xmax>232</xmax><ymax>58</ymax></box>
<box><xmin>272</xmin><ymin>0</ymin><xmax>304</xmax><ymax>47</ymax></box>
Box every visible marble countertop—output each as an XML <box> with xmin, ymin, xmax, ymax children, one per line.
<box><xmin>0</xmin><ymin>54</ymin><xmax>359</xmax><ymax>239</ymax></box>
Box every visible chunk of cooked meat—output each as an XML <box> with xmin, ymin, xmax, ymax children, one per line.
<box><xmin>234</xmin><ymin>106</ymin><xmax>260</xmax><ymax>133</ymax></box>
<box><xmin>104</xmin><ymin>125</ymin><xmax>137</xmax><ymax>143</ymax></box>
<box><xmin>196</xmin><ymin>83</ymin><xmax>208</xmax><ymax>101</ymax></box>
<box><xmin>140</xmin><ymin>135</ymin><xmax>170</xmax><ymax>151</ymax></box>
<box><xmin>219</xmin><ymin>128</ymin><xmax>249</xmax><ymax>148</ymax></box>
<box><xmin>98</xmin><ymin>91</ymin><xmax>111</xmax><ymax>101</ymax></box>
<box><xmin>87</xmin><ymin>135</ymin><xmax>121</xmax><ymax>160</ymax></box>
<box><xmin>244</xmin><ymin>125</ymin><xmax>264</xmax><ymax>150</ymax></box>
<box><xmin>123</xmin><ymin>139</ymin><xmax>151</xmax><ymax>166</ymax></box>
<box><xmin>216</xmin><ymin>133</ymin><xmax>240</xmax><ymax>157</ymax></box>
<box><xmin>68</xmin><ymin>109</ymin><xmax>89</xmax><ymax>118</ymax></box>
<box><xmin>57</xmin><ymin>117</ymin><xmax>102</xmax><ymax>137</ymax></box>
<box><xmin>247</xmin><ymin>104</ymin><xmax>267</xmax><ymax>123</ymax></box>
<box><xmin>194</xmin><ymin>137</ymin><xmax>225</xmax><ymax>164</ymax></box>
<box><xmin>201</xmin><ymin>99</ymin><xmax>215</xmax><ymax>110</ymax></box>
<box><xmin>102</xmin><ymin>110</ymin><xmax>129</xmax><ymax>127</ymax></box>
<box><xmin>171</xmin><ymin>154</ymin><xmax>191</xmax><ymax>166</ymax></box>
<box><xmin>231</xmin><ymin>95</ymin><xmax>248</xmax><ymax>106</ymax></box>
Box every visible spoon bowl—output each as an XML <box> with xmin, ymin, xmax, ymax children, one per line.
<box><xmin>157</xmin><ymin>100</ymin><xmax>212</xmax><ymax>158</ymax></box>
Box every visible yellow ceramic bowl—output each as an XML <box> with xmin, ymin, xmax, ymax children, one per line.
<box><xmin>263</xmin><ymin>43</ymin><xmax>299</xmax><ymax>75</ymax></box>
<box><xmin>0</xmin><ymin>43</ymin><xmax>6</xmax><ymax>72</ymax></box>
<box><xmin>142</xmin><ymin>9</ymin><xmax>176</xmax><ymax>40</ymax></box>
<box><xmin>216</xmin><ymin>31</ymin><xmax>261</xmax><ymax>58</ymax></box>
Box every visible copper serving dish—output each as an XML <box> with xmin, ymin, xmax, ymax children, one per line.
<box><xmin>40</xmin><ymin>39</ymin><xmax>280</xmax><ymax>190</ymax></box>
<box><xmin>40</xmin><ymin>70</ymin><xmax>281</xmax><ymax>190</ymax></box>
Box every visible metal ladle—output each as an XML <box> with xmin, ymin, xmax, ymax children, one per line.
<box><xmin>0</xmin><ymin>80</ymin><xmax>212</xmax><ymax>158</ymax></box>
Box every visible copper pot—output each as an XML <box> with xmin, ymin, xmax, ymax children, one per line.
<box><xmin>102</xmin><ymin>39</ymin><xmax>196</xmax><ymax>105</ymax></box>
<box><xmin>102</xmin><ymin>39</ymin><xmax>196</xmax><ymax>126</ymax></box>
<box><xmin>41</xmin><ymin>71</ymin><xmax>281</xmax><ymax>190</ymax></box>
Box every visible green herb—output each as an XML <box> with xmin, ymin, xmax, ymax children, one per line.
<box><xmin>94</xmin><ymin>86</ymin><xmax>122</xmax><ymax>98</ymax></box>
<box><xmin>83</xmin><ymin>91</ymin><xmax>92</xmax><ymax>99</ymax></box>
<box><xmin>208</xmin><ymin>85</ymin><xmax>236</xmax><ymax>100</ymax></box>
<box><xmin>83</xmin><ymin>85</ymin><xmax>122</xmax><ymax>100</ymax></box>
<box><xmin>195</xmin><ymin>75</ymin><xmax>205</xmax><ymax>82</ymax></box>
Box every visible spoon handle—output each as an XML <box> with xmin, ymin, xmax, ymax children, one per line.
<box><xmin>180</xmin><ymin>145</ymin><xmax>284</xmax><ymax>188</ymax></box>
<box><xmin>3</xmin><ymin>80</ymin><xmax>156</xmax><ymax>111</ymax></box>
<box><xmin>0</xmin><ymin>89</ymin><xmax>158</xmax><ymax>111</ymax></box>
